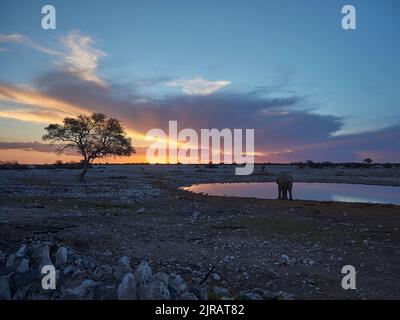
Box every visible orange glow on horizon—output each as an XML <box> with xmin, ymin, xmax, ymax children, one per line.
<box><xmin>0</xmin><ymin>149</ymin><xmax>148</xmax><ymax>164</ymax></box>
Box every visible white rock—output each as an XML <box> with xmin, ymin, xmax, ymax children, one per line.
<box><xmin>149</xmin><ymin>279</ymin><xmax>170</xmax><ymax>300</ymax></box>
<box><xmin>212</xmin><ymin>287</ymin><xmax>231</xmax><ymax>299</ymax></box>
<box><xmin>15</xmin><ymin>244</ymin><xmax>26</xmax><ymax>258</ymax></box>
<box><xmin>17</xmin><ymin>258</ymin><xmax>29</xmax><ymax>273</ymax></box>
<box><xmin>153</xmin><ymin>272</ymin><xmax>169</xmax><ymax>285</ymax></box>
<box><xmin>39</xmin><ymin>246</ymin><xmax>52</xmax><ymax>270</ymax></box>
<box><xmin>0</xmin><ymin>278</ymin><xmax>11</xmax><ymax>300</ymax></box>
<box><xmin>117</xmin><ymin>273</ymin><xmax>137</xmax><ymax>300</ymax></box>
<box><xmin>6</xmin><ymin>254</ymin><xmax>15</xmax><ymax>267</ymax></box>
<box><xmin>63</xmin><ymin>265</ymin><xmax>77</xmax><ymax>276</ymax></box>
<box><xmin>137</xmin><ymin>283</ymin><xmax>152</xmax><ymax>300</ymax></box>
<box><xmin>93</xmin><ymin>264</ymin><xmax>113</xmax><ymax>280</ymax></box>
<box><xmin>193</xmin><ymin>286</ymin><xmax>208</xmax><ymax>300</ymax></box>
<box><xmin>211</xmin><ymin>273</ymin><xmax>221</xmax><ymax>281</ymax></box>
<box><xmin>277</xmin><ymin>291</ymin><xmax>295</xmax><ymax>300</ymax></box>
<box><xmin>118</xmin><ymin>256</ymin><xmax>131</xmax><ymax>269</ymax></box>
<box><xmin>280</xmin><ymin>254</ymin><xmax>294</xmax><ymax>265</ymax></box>
<box><xmin>308</xmin><ymin>260</ymin><xmax>316</xmax><ymax>266</ymax></box>
<box><xmin>67</xmin><ymin>279</ymin><xmax>98</xmax><ymax>297</ymax></box>
<box><xmin>114</xmin><ymin>257</ymin><xmax>133</xmax><ymax>281</ymax></box>
<box><xmin>168</xmin><ymin>274</ymin><xmax>188</xmax><ymax>299</ymax></box>
<box><xmin>55</xmin><ymin>247</ymin><xmax>68</xmax><ymax>266</ymax></box>
<box><xmin>240</xmin><ymin>290</ymin><xmax>263</xmax><ymax>300</ymax></box>
<box><xmin>135</xmin><ymin>261</ymin><xmax>152</xmax><ymax>284</ymax></box>
<box><xmin>179</xmin><ymin>292</ymin><xmax>197</xmax><ymax>300</ymax></box>
<box><xmin>281</xmin><ymin>254</ymin><xmax>290</xmax><ymax>261</ymax></box>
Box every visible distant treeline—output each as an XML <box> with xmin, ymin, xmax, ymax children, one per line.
<box><xmin>279</xmin><ymin>161</ymin><xmax>400</xmax><ymax>169</ymax></box>
<box><xmin>0</xmin><ymin>160</ymin><xmax>399</xmax><ymax>170</ymax></box>
<box><xmin>0</xmin><ymin>160</ymin><xmax>90</xmax><ymax>170</ymax></box>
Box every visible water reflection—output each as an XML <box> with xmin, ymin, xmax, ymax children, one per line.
<box><xmin>183</xmin><ymin>182</ymin><xmax>400</xmax><ymax>205</ymax></box>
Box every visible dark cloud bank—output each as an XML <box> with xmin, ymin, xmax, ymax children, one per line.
<box><xmin>9</xmin><ymin>71</ymin><xmax>399</xmax><ymax>162</ymax></box>
<box><xmin>0</xmin><ymin>141</ymin><xmax>78</xmax><ymax>156</ymax></box>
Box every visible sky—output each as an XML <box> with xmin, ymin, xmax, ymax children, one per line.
<box><xmin>0</xmin><ymin>0</ymin><xmax>399</xmax><ymax>163</ymax></box>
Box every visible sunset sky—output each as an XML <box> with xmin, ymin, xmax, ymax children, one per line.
<box><xmin>0</xmin><ymin>0</ymin><xmax>399</xmax><ymax>163</ymax></box>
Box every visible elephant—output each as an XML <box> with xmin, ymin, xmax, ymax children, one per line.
<box><xmin>275</xmin><ymin>173</ymin><xmax>294</xmax><ymax>200</ymax></box>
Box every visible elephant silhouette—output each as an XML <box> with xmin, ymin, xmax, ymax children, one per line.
<box><xmin>275</xmin><ymin>173</ymin><xmax>294</xmax><ymax>200</ymax></box>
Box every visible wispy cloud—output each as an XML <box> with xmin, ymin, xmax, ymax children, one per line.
<box><xmin>0</xmin><ymin>31</ymin><xmax>106</xmax><ymax>86</ymax></box>
<box><xmin>166</xmin><ymin>77</ymin><xmax>231</xmax><ymax>95</ymax></box>
<box><xmin>0</xmin><ymin>33</ymin><xmax>59</xmax><ymax>55</ymax></box>
<box><xmin>59</xmin><ymin>30</ymin><xmax>107</xmax><ymax>86</ymax></box>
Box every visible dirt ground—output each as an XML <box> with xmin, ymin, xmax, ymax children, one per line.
<box><xmin>1</xmin><ymin>164</ymin><xmax>400</xmax><ymax>299</ymax></box>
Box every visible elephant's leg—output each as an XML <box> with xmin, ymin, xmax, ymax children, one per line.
<box><xmin>282</xmin><ymin>188</ymin><xmax>288</xmax><ymax>200</ymax></box>
<box><xmin>288</xmin><ymin>187</ymin><xmax>293</xmax><ymax>200</ymax></box>
<box><xmin>278</xmin><ymin>188</ymin><xmax>282</xmax><ymax>199</ymax></box>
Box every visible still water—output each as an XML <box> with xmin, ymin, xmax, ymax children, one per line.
<box><xmin>183</xmin><ymin>182</ymin><xmax>400</xmax><ymax>205</ymax></box>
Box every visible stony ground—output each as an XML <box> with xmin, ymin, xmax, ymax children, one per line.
<box><xmin>1</xmin><ymin>164</ymin><xmax>400</xmax><ymax>299</ymax></box>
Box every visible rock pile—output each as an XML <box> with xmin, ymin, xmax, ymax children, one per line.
<box><xmin>0</xmin><ymin>241</ymin><xmax>204</xmax><ymax>300</ymax></box>
<box><xmin>0</xmin><ymin>241</ymin><xmax>293</xmax><ymax>300</ymax></box>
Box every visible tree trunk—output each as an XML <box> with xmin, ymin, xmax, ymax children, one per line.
<box><xmin>78</xmin><ymin>160</ymin><xmax>90</xmax><ymax>182</ymax></box>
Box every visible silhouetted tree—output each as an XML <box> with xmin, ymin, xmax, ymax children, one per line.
<box><xmin>43</xmin><ymin>113</ymin><xmax>134</xmax><ymax>181</ymax></box>
<box><xmin>363</xmin><ymin>158</ymin><xmax>373</xmax><ymax>165</ymax></box>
